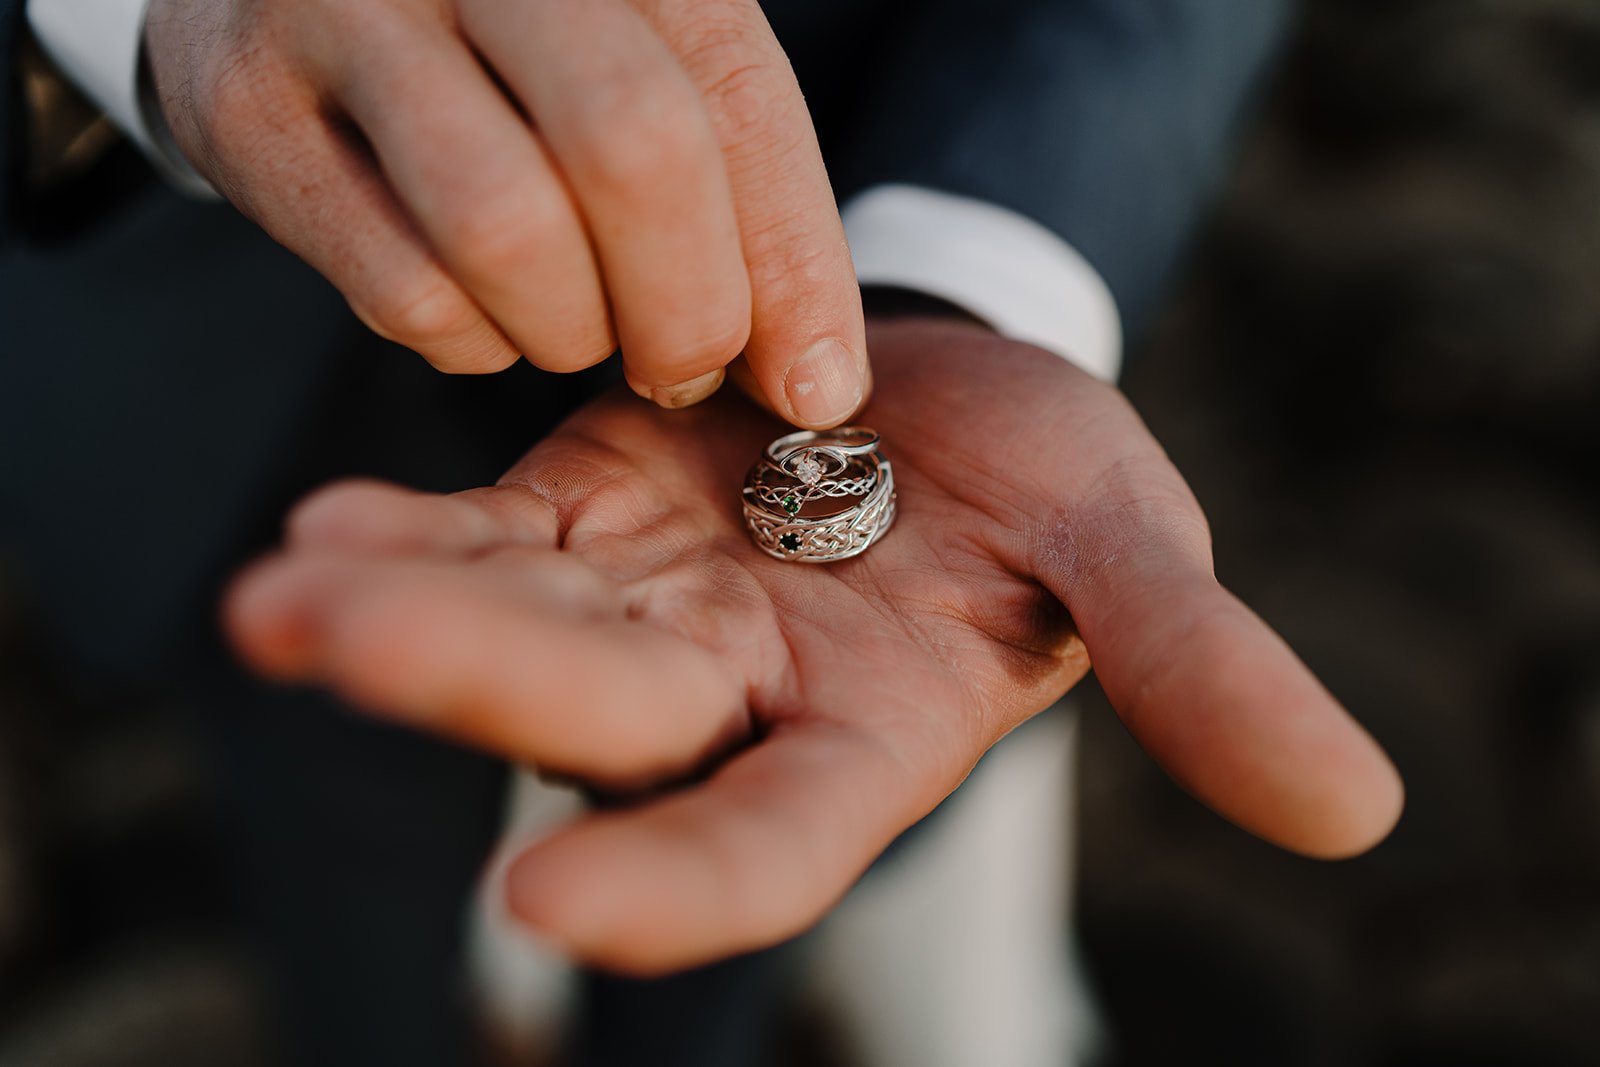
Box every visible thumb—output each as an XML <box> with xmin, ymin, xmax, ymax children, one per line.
<box><xmin>1032</xmin><ymin>438</ymin><xmax>1404</xmax><ymax>858</ymax></box>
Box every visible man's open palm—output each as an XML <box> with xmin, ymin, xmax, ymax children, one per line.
<box><xmin>229</xmin><ymin>319</ymin><xmax>1402</xmax><ymax>974</ymax></box>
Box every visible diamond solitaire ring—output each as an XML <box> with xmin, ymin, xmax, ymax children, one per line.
<box><xmin>742</xmin><ymin>427</ymin><xmax>896</xmax><ymax>562</ymax></box>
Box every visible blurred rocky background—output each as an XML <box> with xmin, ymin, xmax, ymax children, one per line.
<box><xmin>2</xmin><ymin>0</ymin><xmax>1598</xmax><ymax>1063</ymax></box>
<box><xmin>1080</xmin><ymin>1</ymin><xmax>1600</xmax><ymax>1065</ymax></box>
<box><xmin>0</xmin><ymin>573</ymin><xmax>267</xmax><ymax>1064</ymax></box>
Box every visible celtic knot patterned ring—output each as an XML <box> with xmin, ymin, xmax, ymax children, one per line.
<box><xmin>742</xmin><ymin>427</ymin><xmax>897</xmax><ymax>563</ymax></box>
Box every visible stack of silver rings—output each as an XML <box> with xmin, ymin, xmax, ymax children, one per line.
<box><xmin>742</xmin><ymin>427</ymin><xmax>896</xmax><ymax>563</ymax></box>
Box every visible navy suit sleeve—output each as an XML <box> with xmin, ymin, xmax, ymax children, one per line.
<box><xmin>823</xmin><ymin>0</ymin><xmax>1294</xmax><ymax>336</ymax></box>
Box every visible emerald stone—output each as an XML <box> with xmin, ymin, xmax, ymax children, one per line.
<box><xmin>782</xmin><ymin>493</ymin><xmax>800</xmax><ymax>515</ymax></box>
<box><xmin>780</xmin><ymin>532</ymin><xmax>801</xmax><ymax>552</ymax></box>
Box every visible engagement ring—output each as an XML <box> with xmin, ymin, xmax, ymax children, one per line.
<box><xmin>742</xmin><ymin>427</ymin><xmax>896</xmax><ymax>562</ymax></box>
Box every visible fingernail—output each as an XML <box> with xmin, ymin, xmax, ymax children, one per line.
<box><xmin>784</xmin><ymin>338</ymin><xmax>863</xmax><ymax>426</ymax></box>
<box><xmin>650</xmin><ymin>367</ymin><xmax>725</xmax><ymax>409</ymax></box>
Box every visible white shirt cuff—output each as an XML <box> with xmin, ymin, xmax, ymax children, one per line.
<box><xmin>842</xmin><ymin>184</ymin><xmax>1122</xmax><ymax>383</ymax></box>
<box><xmin>27</xmin><ymin>0</ymin><xmax>218</xmax><ymax>197</ymax></box>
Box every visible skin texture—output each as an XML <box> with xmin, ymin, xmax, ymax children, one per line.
<box><xmin>143</xmin><ymin>0</ymin><xmax>869</xmax><ymax>425</ymax></box>
<box><xmin>227</xmin><ymin>318</ymin><xmax>1405</xmax><ymax>975</ymax></box>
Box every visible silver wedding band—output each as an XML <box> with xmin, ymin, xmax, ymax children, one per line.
<box><xmin>742</xmin><ymin>427</ymin><xmax>896</xmax><ymax>563</ymax></box>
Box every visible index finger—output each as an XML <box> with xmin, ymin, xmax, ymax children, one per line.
<box><xmin>643</xmin><ymin>0</ymin><xmax>871</xmax><ymax>429</ymax></box>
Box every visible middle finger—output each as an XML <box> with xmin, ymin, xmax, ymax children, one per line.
<box><xmin>460</xmin><ymin>0</ymin><xmax>754</xmax><ymax>400</ymax></box>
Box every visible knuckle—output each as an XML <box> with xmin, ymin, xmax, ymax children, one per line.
<box><xmin>657</xmin><ymin>0</ymin><xmax>770</xmax><ymax>76</ymax></box>
<box><xmin>197</xmin><ymin>56</ymin><xmax>265</xmax><ymax>151</ymax></box>
<box><xmin>425</xmin><ymin>341</ymin><xmax>522</xmax><ymax>375</ymax></box>
<box><xmin>525</xmin><ymin>329</ymin><xmax>617</xmax><ymax>374</ymax></box>
<box><xmin>700</xmin><ymin>56</ymin><xmax>801</xmax><ymax>155</ymax></box>
<box><xmin>638</xmin><ymin>311</ymin><xmax>750</xmax><ymax>379</ymax></box>
<box><xmin>446</xmin><ymin>192</ymin><xmax>560</xmax><ymax>277</ymax></box>
<box><xmin>360</xmin><ymin>276</ymin><xmax>474</xmax><ymax>344</ymax></box>
<box><xmin>663</xmin><ymin>7</ymin><xmax>805</xmax><ymax>159</ymax></box>
<box><xmin>697</xmin><ymin>312</ymin><xmax>754</xmax><ymax>365</ymax></box>
<box><xmin>192</xmin><ymin>46</ymin><xmax>319</xmax><ymax>199</ymax></box>
<box><xmin>571</xmin><ymin>79</ymin><xmax>709</xmax><ymax>193</ymax></box>
<box><xmin>438</xmin><ymin>338</ymin><xmax>523</xmax><ymax>375</ymax></box>
<box><xmin>353</xmin><ymin>277</ymin><xmax>518</xmax><ymax>374</ymax></box>
<box><xmin>743</xmin><ymin>229</ymin><xmax>841</xmax><ymax>301</ymax></box>
<box><xmin>196</xmin><ymin>32</ymin><xmax>288</xmax><ymax>138</ymax></box>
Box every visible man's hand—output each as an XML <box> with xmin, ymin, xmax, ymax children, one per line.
<box><xmin>144</xmin><ymin>0</ymin><xmax>867</xmax><ymax>425</ymax></box>
<box><xmin>226</xmin><ymin>318</ymin><xmax>1403</xmax><ymax>975</ymax></box>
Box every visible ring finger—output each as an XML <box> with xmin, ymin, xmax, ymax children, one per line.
<box><xmin>307</xmin><ymin>15</ymin><xmax>617</xmax><ymax>372</ymax></box>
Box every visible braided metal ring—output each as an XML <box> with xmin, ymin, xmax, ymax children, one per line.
<box><xmin>742</xmin><ymin>427</ymin><xmax>897</xmax><ymax>562</ymax></box>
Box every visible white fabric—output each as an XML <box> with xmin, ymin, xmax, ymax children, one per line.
<box><xmin>27</xmin><ymin>0</ymin><xmax>148</xmax><ymax>148</ymax></box>
<box><xmin>27</xmin><ymin>0</ymin><xmax>216</xmax><ymax>195</ymax></box>
<box><xmin>805</xmin><ymin>709</ymin><xmax>1101</xmax><ymax>1067</ymax></box>
<box><xmin>468</xmin><ymin>771</ymin><xmax>582</xmax><ymax>1057</ymax></box>
<box><xmin>844</xmin><ymin>183</ymin><xmax>1123</xmax><ymax>382</ymax></box>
